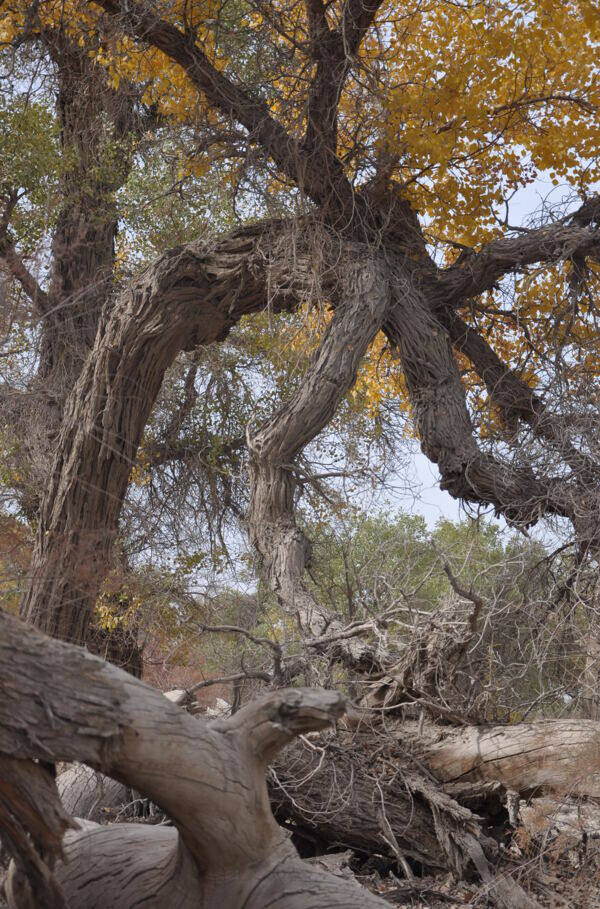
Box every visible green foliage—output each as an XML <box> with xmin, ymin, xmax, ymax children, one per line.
<box><xmin>306</xmin><ymin>510</ymin><xmax>542</xmax><ymax>621</ymax></box>
<box><xmin>117</xmin><ymin>132</ymin><xmax>237</xmax><ymax>268</ymax></box>
<box><xmin>0</xmin><ymin>95</ymin><xmax>61</xmax><ymax>251</ymax></box>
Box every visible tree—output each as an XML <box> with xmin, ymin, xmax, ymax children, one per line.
<box><xmin>2</xmin><ymin>1</ymin><xmax>600</xmax><ymax>905</ymax></box>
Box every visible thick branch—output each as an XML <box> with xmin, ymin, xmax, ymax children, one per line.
<box><xmin>0</xmin><ymin>192</ymin><xmax>49</xmax><ymax>312</ymax></box>
<box><xmin>0</xmin><ymin>243</ymin><xmax>49</xmax><ymax>312</ymax></box>
<box><xmin>247</xmin><ymin>254</ymin><xmax>391</xmax><ymax>670</ymax></box>
<box><xmin>435</xmin><ymin>220</ymin><xmax>600</xmax><ymax>307</ymax></box>
<box><xmin>96</xmin><ymin>0</ymin><xmax>358</xmax><ymax>224</ymax></box>
<box><xmin>441</xmin><ymin>308</ymin><xmax>600</xmax><ymax>487</ymax></box>
<box><xmin>303</xmin><ymin>0</ymin><xmax>383</xmax><ymax>155</ymax></box>
<box><xmin>384</xmin><ymin>270</ymin><xmax>573</xmax><ymax>526</ymax></box>
<box><xmin>422</xmin><ymin>720</ymin><xmax>600</xmax><ymax>797</ymax></box>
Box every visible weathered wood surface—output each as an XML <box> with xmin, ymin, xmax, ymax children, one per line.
<box><xmin>0</xmin><ymin>611</ymin><xmax>388</xmax><ymax>908</ymax></box>
<box><xmin>421</xmin><ymin>720</ymin><xmax>600</xmax><ymax>796</ymax></box>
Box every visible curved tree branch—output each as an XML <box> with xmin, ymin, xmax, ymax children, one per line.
<box><xmin>247</xmin><ymin>253</ymin><xmax>391</xmax><ymax>672</ymax></box>
<box><xmin>441</xmin><ymin>308</ymin><xmax>600</xmax><ymax>487</ymax></box>
<box><xmin>96</xmin><ymin>0</ymin><xmax>358</xmax><ymax>224</ymax></box>
<box><xmin>434</xmin><ymin>218</ymin><xmax>600</xmax><ymax>307</ymax></box>
<box><xmin>18</xmin><ymin>219</ymin><xmax>315</xmax><ymax>643</ymax></box>
<box><xmin>384</xmin><ymin>267</ymin><xmax>573</xmax><ymax>526</ymax></box>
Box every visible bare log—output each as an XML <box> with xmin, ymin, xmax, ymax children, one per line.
<box><xmin>519</xmin><ymin>796</ymin><xmax>600</xmax><ymax>843</ymax></box>
<box><xmin>269</xmin><ymin>738</ymin><xmax>458</xmax><ymax>872</ymax></box>
<box><xmin>44</xmin><ymin>825</ymin><xmax>201</xmax><ymax>909</ymax></box>
<box><xmin>56</xmin><ymin>765</ymin><xmax>132</xmax><ymax>823</ymax></box>
<box><xmin>0</xmin><ymin>610</ymin><xmax>388</xmax><ymax>908</ymax></box>
<box><xmin>419</xmin><ymin>720</ymin><xmax>600</xmax><ymax>797</ymax></box>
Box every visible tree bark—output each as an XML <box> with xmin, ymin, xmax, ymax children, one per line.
<box><xmin>40</xmin><ymin>36</ymin><xmax>130</xmax><ymax>391</ymax></box>
<box><xmin>17</xmin><ymin>222</ymin><xmax>305</xmax><ymax>644</ymax></box>
<box><xmin>17</xmin><ymin>34</ymin><xmax>141</xmax><ymax>496</ymax></box>
<box><xmin>417</xmin><ymin>719</ymin><xmax>600</xmax><ymax>797</ymax></box>
<box><xmin>8</xmin><ymin>32</ymin><xmax>147</xmax><ymax>668</ymax></box>
<box><xmin>8</xmin><ymin>611</ymin><xmax>597</xmax><ymax>905</ymax></box>
<box><xmin>247</xmin><ymin>254</ymin><xmax>391</xmax><ymax>673</ymax></box>
<box><xmin>384</xmin><ymin>272</ymin><xmax>571</xmax><ymax>527</ymax></box>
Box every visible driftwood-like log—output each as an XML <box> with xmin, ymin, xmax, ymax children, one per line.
<box><xmin>420</xmin><ymin>720</ymin><xmax>600</xmax><ymax>797</ymax></box>
<box><xmin>0</xmin><ymin>610</ymin><xmax>388</xmax><ymax>908</ymax></box>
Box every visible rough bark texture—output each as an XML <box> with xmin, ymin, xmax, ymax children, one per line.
<box><xmin>3</xmin><ymin>32</ymin><xmax>150</xmax><ymax>670</ymax></box>
<box><xmin>0</xmin><ymin>610</ymin><xmax>388</xmax><ymax>908</ymax></box>
<box><xmin>0</xmin><ymin>609</ymin><xmax>555</xmax><ymax>909</ymax></box>
<box><xmin>43</xmin><ymin>825</ymin><xmax>202</xmax><ymax>909</ymax></box>
<box><xmin>0</xmin><ymin>758</ymin><xmax>75</xmax><ymax>909</ymax></box>
<box><xmin>18</xmin><ymin>222</ymin><xmax>312</xmax><ymax>644</ymax></box>
<box><xmin>39</xmin><ymin>35</ymin><xmax>135</xmax><ymax>395</ymax></box>
<box><xmin>4</xmin><ymin>9</ymin><xmax>600</xmax><ymax>906</ymax></box>
<box><xmin>56</xmin><ymin>765</ymin><xmax>135</xmax><ymax>823</ymax></box>
<box><xmin>384</xmin><ymin>275</ymin><xmax>570</xmax><ymax>527</ymax></box>
<box><xmin>269</xmin><ymin>739</ymin><xmax>460</xmax><ymax>872</ymax></box>
<box><xmin>8</xmin><ymin>2</ymin><xmax>599</xmax><ymax>673</ymax></box>
<box><xmin>420</xmin><ymin>719</ymin><xmax>600</xmax><ymax>797</ymax></box>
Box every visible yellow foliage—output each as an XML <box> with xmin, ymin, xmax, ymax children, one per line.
<box><xmin>95</xmin><ymin>585</ymin><xmax>143</xmax><ymax>632</ymax></box>
<box><xmin>3</xmin><ymin>0</ymin><xmax>598</xmax><ymax>424</ymax></box>
<box><xmin>3</xmin><ymin>0</ymin><xmax>596</xmax><ymax>240</ymax></box>
<box><xmin>129</xmin><ymin>442</ymin><xmax>152</xmax><ymax>487</ymax></box>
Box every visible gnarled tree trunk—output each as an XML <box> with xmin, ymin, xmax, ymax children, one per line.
<box><xmin>18</xmin><ymin>222</ymin><xmax>304</xmax><ymax>644</ymax></box>
<box><xmin>247</xmin><ymin>253</ymin><xmax>391</xmax><ymax>674</ymax></box>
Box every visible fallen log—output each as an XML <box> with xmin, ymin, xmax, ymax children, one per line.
<box><xmin>418</xmin><ymin>720</ymin><xmax>600</xmax><ymax>797</ymax></box>
<box><xmin>519</xmin><ymin>797</ymin><xmax>600</xmax><ymax>843</ymax></box>
<box><xmin>56</xmin><ymin>765</ymin><xmax>134</xmax><ymax>823</ymax></box>
<box><xmin>6</xmin><ymin>610</ymin><xmax>596</xmax><ymax>907</ymax></box>
<box><xmin>0</xmin><ymin>610</ymin><xmax>389</xmax><ymax>908</ymax></box>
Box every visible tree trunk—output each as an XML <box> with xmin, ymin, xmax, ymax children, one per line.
<box><xmin>39</xmin><ymin>33</ymin><xmax>138</xmax><ymax>407</ymax></box>
<box><xmin>13</xmin><ymin>32</ymin><xmax>144</xmax><ymax>668</ymax></box>
<box><xmin>247</xmin><ymin>254</ymin><xmax>392</xmax><ymax>674</ymax></box>
<box><xmin>17</xmin><ymin>223</ymin><xmax>300</xmax><ymax>644</ymax></box>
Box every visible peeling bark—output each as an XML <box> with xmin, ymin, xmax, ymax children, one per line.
<box><xmin>0</xmin><ymin>758</ymin><xmax>75</xmax><ymax>909</ymax></box>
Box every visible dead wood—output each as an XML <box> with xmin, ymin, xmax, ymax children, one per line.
<box><xmin>0</xmin><ymin>610</ymin><xmax>389</xmax><ymax>908</ymax></box>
